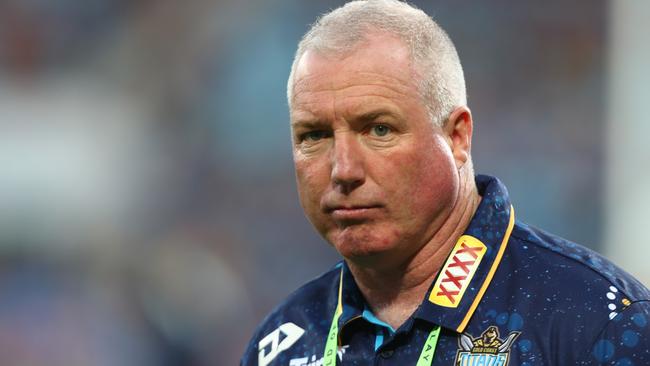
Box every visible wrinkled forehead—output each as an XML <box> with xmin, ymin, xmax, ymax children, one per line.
<box><xmin>291</xmin><ymin>32</ymin><xmax>421</xmax><ymax>103</ymax></box>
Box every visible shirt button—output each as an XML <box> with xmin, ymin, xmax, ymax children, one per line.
<box><xmin>379</xmin><ymin>349</ymin><xmax>394</xmax><ymax>359</ymax></box>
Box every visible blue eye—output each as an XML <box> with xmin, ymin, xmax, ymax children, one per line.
<box><xmin>301</xmin><ymin>130</ymin><xmax>328</xmax><ymax>142</ymax></box>
<box><xmin>370</xmin><ymin>124</ymin><xmax>391</xmax><ymax>137</ymax></box>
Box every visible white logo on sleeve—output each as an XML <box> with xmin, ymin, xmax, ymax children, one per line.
<box><xmin>258</xmin><ymin>322</ymin><xmax>305</xmax><ymax>366</ymax></box>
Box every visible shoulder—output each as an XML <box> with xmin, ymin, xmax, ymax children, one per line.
<box><xmin>240</xmin><ymin>263</ymin><xmax>341</xmax><ymax>366</ymax></box>
<box><xmin>509</xmin><ymin>221</ymin><xmax>650</xmax><ymax>305</ymax></box>
<box><xmin>485</xmin><ymin>221</ymin><xmax>650</xmax><ymax>363</ymax></box>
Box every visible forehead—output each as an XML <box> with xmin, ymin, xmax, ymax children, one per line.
<box><xmin>291</xmin><ymin>33</ymin><xmax>422</xmax><ymax>116</ymax></box>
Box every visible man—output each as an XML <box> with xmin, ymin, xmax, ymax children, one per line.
<box><xmin>242</xmin><ymin>1</ymin><xmax>650</xmax><ymax>365</ymax></box>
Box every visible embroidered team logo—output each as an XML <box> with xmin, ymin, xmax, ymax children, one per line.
<box><xmin>429</xmin><ymin>235</ymin><xmax>487</xmax><ymax>307</ymax></box>
<box><xmin>455</xmin><ymin>326</ymin><xmax>520</xmax><ymax>366</ymax></box>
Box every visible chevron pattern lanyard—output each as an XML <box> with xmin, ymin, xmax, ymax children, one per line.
<box><xmin>323</xmin><ymin>268</ymin><xmax>441</xmax><ymax>365</ymax></box>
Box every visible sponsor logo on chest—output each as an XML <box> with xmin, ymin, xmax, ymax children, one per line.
<box><xmin>289</xmin><ymin>345</ymin><xmax>348</xmax><ymax>366</ymax></box>
<box><xmin>258</xmin><ymin>322</ymin><xmax>305</xmax><ymax>366</ymax></box>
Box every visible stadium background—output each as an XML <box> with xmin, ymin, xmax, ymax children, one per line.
<box><xmin>0</xmin><ymin>0</ymin><xmax>648</xmax><ymax>364</ymax></box>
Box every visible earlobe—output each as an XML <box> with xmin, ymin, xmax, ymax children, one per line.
<box><xmin>444</xmin><ymin>106</ymin><xmax>473</xmax><ymax>169</ymax></box>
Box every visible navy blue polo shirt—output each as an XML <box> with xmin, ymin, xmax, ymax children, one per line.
<box><xmin>241</xmin><ymin>175</ymin><xmax>650</xmax><ymax>365</ymax></box>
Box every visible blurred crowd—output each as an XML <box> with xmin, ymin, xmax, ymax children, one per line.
<box><xmin>0</xmin><ymin>0</ymin><xmax>605</xmax><ymax>364</ymax></box>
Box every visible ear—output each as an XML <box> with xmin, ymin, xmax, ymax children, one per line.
<box><xmin>442</xmin><ymin>106</ymin><xmax>473</xmax><ymax>169</ymax></box>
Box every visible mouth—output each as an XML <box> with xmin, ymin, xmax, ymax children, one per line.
<box><xmin>325</xmin><ymin>204</ymin><xmax>383</xmax><ymax>221</ymax></box>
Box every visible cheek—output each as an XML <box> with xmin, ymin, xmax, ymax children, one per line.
<box><xmin>294</xmin><ymin>158</ymin><xmax>330</xmax><ymax>213</ymax></box>
<box><xmin>392</xmin><ymin>140</ymin><xmax>458</xmax><ymax>213</ymax></box>
<box><xmin>416</xmin><ymin>154</ymin><xmax>456</xmax><ymax>196</ymax></box>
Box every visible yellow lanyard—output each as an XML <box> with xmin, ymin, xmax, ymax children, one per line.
<box><xmin>323</xmin><ymin>268</ymin><xmax>441</xmax><ymax>365</ymax></box>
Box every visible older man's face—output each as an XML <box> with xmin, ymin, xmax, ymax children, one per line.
<box><xmin>290</xmin><ymin>33</ymin><xmax>460</xmax><ymax>267</ymax></box>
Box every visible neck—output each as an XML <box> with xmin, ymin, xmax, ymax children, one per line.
<box><xmin>347</xmin><ymin>169</ymin><xmax>480</xmax><ymax>329</ymax></box>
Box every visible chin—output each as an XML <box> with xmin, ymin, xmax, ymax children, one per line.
<box><xmin>328</xmin><ymin>225</ymin><xmax>398</xmax><ymax>260</ymax></box>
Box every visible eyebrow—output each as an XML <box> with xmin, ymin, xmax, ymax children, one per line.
<box><xmin>291</xmin><ymin>119</ymin><xmax>328</xmax><ymax>129</ymax></box>
<box><xmin>355</xmin><ymin>109</ymin><xmax>398</xmax><ymax>122</ymax></box>
<box><xmin>290</xmin><ymin>108</ymin><xmax>400</xmax><ymax>128</ymax></box>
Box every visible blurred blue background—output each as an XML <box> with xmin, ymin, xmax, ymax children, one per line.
<box><xmin>1</xmin><ymin>0</ymin><xmax>647</xmax><ymax>364</ymax></box>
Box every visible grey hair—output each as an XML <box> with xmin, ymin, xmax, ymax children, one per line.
<box><xmin>287</xmin><ymin>0</ymin><xmax>466</xmax><ymax>126</ymax></box>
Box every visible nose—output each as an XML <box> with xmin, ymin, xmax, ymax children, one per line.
<box><xmin>330</xmin><ymin>132</ymin><xmax>365</xmax><ymax>194</ymax></box>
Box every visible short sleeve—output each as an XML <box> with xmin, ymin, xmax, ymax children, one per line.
<box><xmin>576</xmin><ymin>301</ymin><xmax>650</xmax><ymax>365</ymax></box>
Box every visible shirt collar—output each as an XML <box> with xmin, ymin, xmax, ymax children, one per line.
<box><xmin>337</xmin><ymin>263</ymin><xmax>366</xmax><ymax>329</ymax></box>
<box><xmin>416</xmin><ymin>174</ymin><xmax>516</xmax><ymax>333</ymax></box>
<box><xmin>335</xmin><ymin>174</ymin><xmax>516</xmax><ymax>337</ymax></box>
